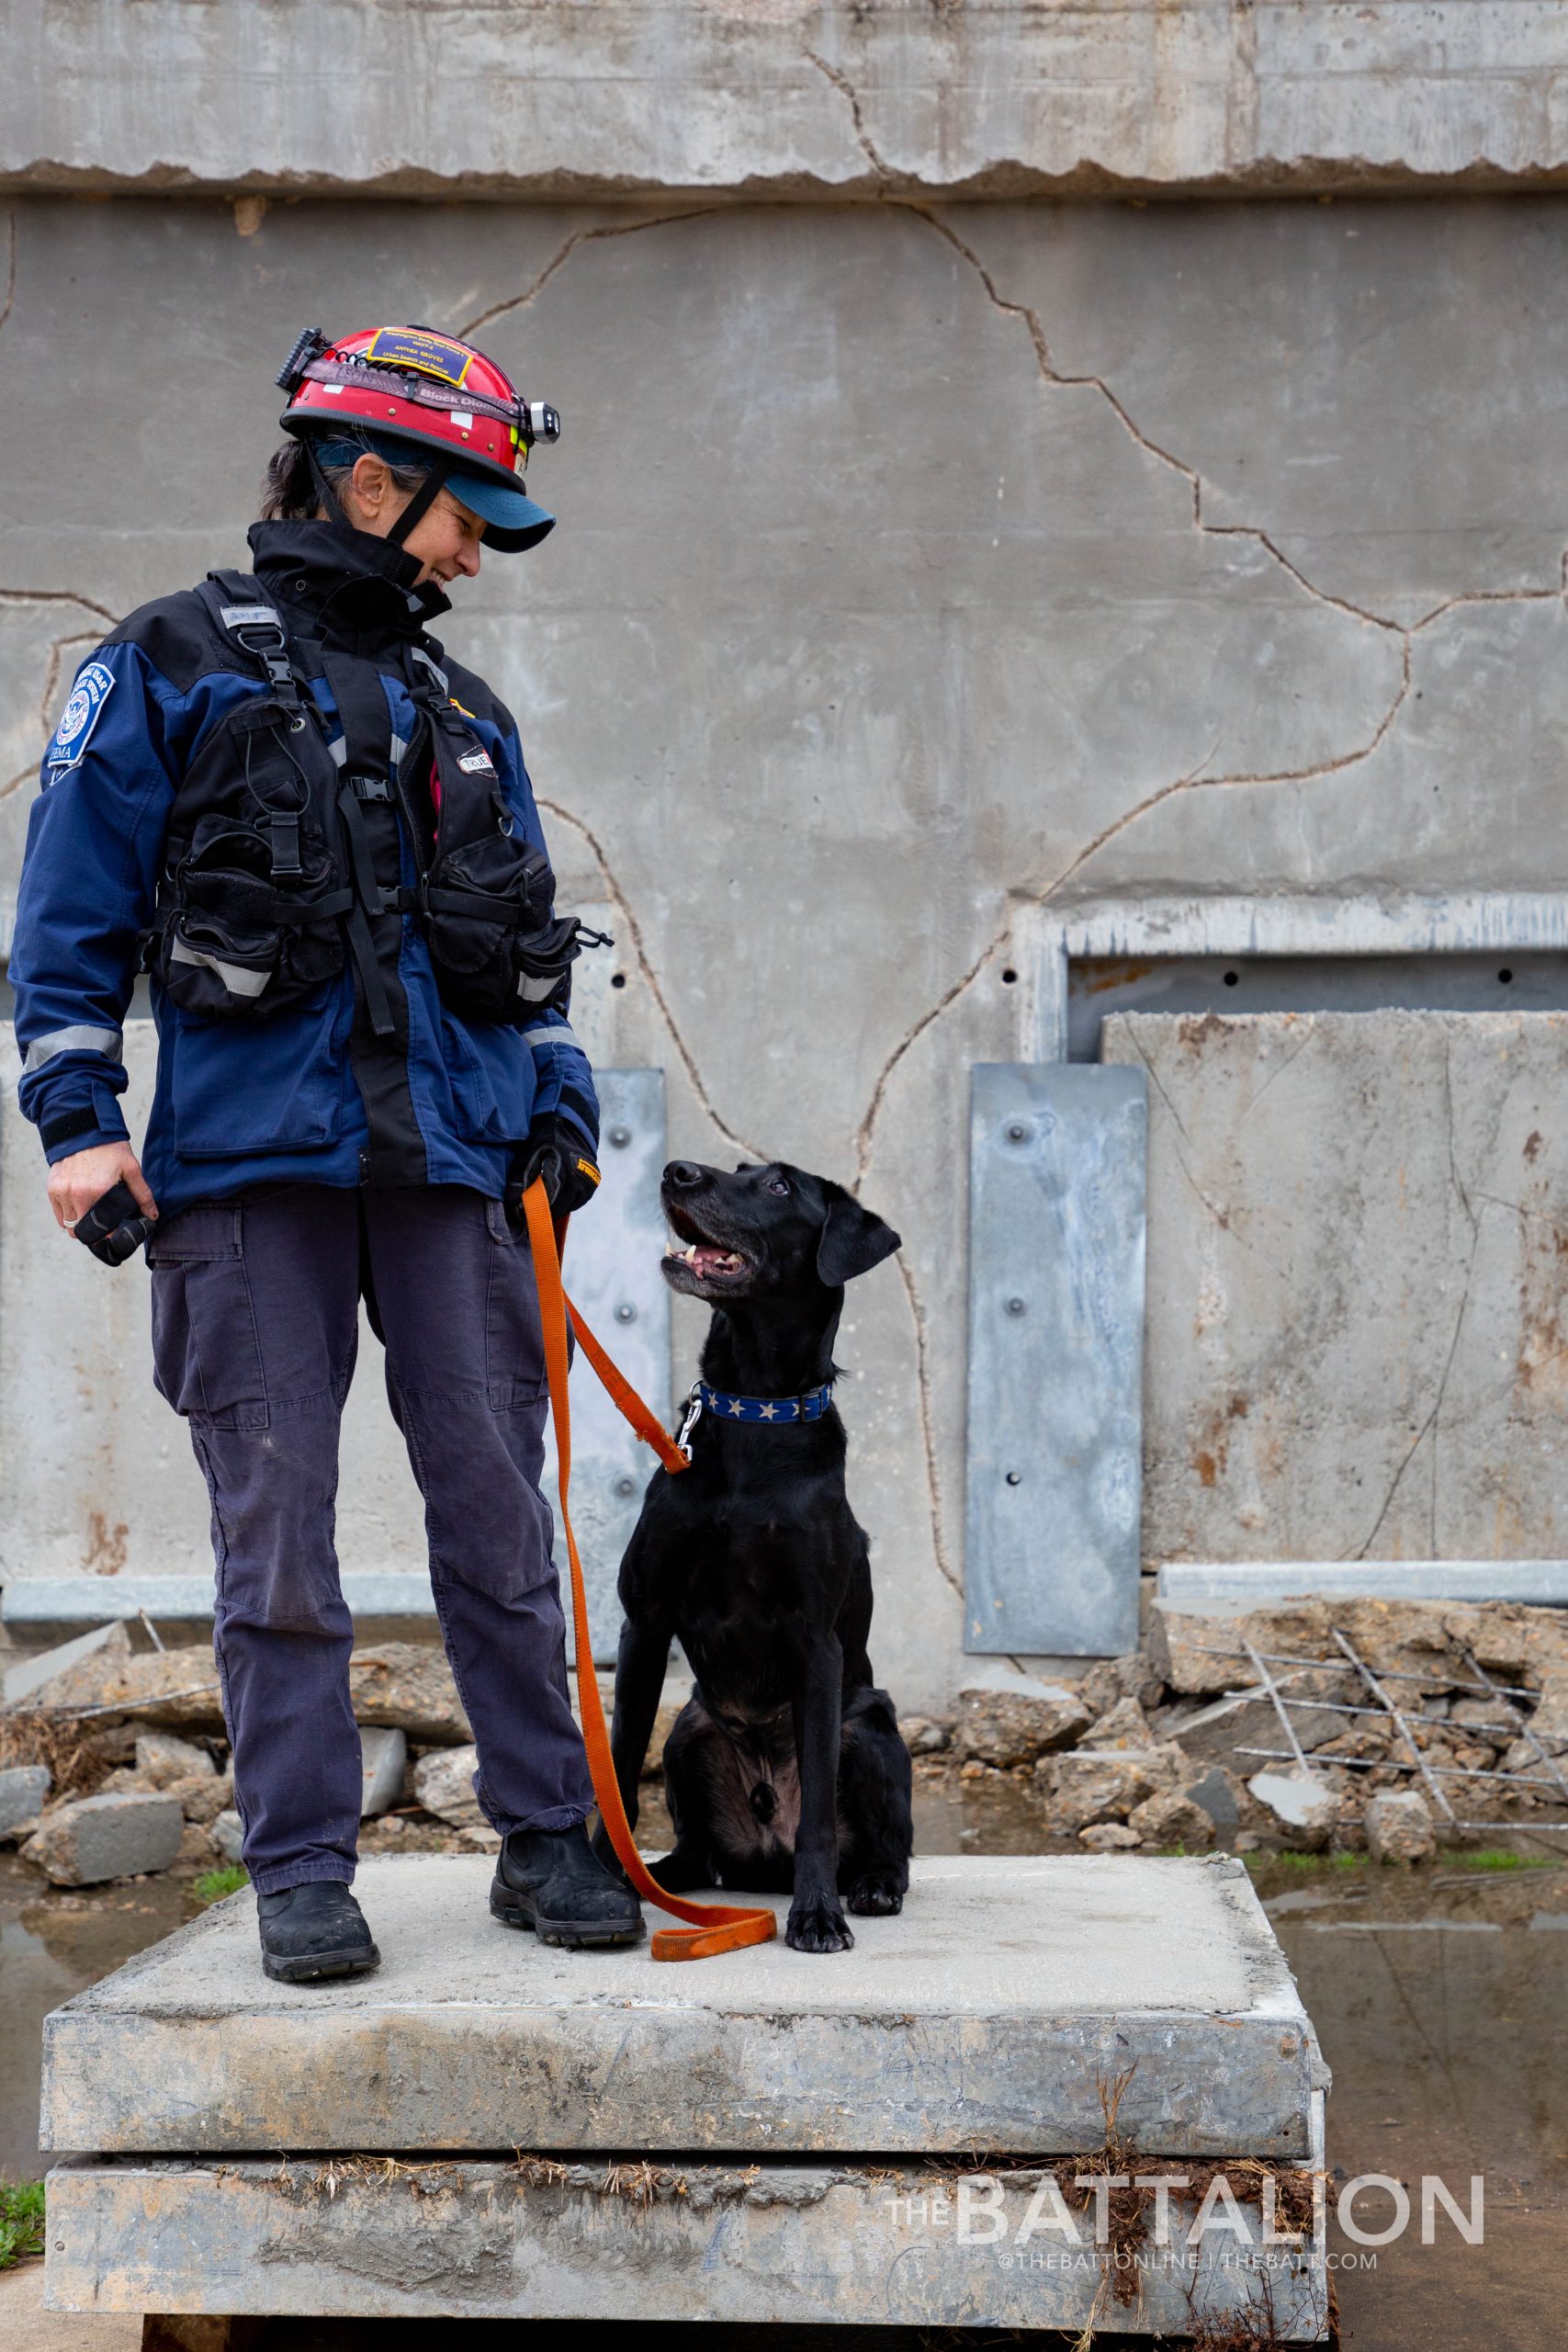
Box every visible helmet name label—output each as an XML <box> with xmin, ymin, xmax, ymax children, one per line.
<box><xmin>366</xmin><ymin>326</ymin><xmax>475</xmax><ymax>389</ymax></box>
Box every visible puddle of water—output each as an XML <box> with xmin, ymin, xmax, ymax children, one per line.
<box><xmin>0</xmin><ymin>1854</ymin><xmax>191</xmax><ymax>2179</ymax></box>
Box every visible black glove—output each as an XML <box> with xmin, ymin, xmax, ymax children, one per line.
<box><xmin>73</xmin><ymin>1181</ymin><xmax>156</xmax><ymax>1268</ymax></box>
<box><xmin>506</xmin><ymin>1116</ymin><xmax>601</xmax><ymax>1225</ymax></box>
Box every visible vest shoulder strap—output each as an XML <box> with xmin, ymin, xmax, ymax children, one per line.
<box><xmin>195</xmin><ymin>571</ymin><xmax>308</xmax><ymax>716</ymax></box>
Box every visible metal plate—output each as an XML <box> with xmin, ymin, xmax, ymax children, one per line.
<box><xmin>964</xmin><ymin>1064</ymin><xmax>1146</xmax><ymax>1657</ymax></box>
<box><xmin>541</xmin><ymin>1069</ymin><xmax>670</xmax><ymax>1661</ymax></box>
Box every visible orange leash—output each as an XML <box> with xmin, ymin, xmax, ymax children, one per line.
<box><xmin>522</xmin><ymin>1180</ymin><xmax>777</xmax><ymax>1962</ymax></box>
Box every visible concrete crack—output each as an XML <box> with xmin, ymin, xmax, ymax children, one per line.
<box><xmin>905</xmin><ymin>207</ymin><xmax>1406</xmax><ymax>639</ymax></box>
<box><xmin>1441</xmin><ymin>1035</ymin><xmax>1477</xmax><ymax>1241</ymax></box>
<box><xmin>1349</xmin><ymin>1209</ymin><xmax>1483</xmax><ymax>1559</ymax></box>
<box><xmin>1238</xmin><ymin>1023</ymin><xmax>1315</xmax><ymax>1125</ymax></box>
<box><xmin>804</xmin><ymin>51</ymin><xmax>894</xmax><ymax>185</ymax></box>
<box><xmin>897</xmin><ymin>1255</ymin><xmax>962</xmax><ymax>1598</ymax></box>
<box><xmin>456</xmin><ymin>209</ymin><xmax>725</xmax><ymax>341</ymax></box>
<box><xmin>1</xmin><ymin>597</ymin><xmax>125</xmax><ymax>802</ymax></box>
<box><xmin>536</xmin><ymin>795</ymin><xmax>767</xmax><ymax>1163</ymax></box>
<box><xmin>1120</xmin><ymin>1023</ymin><xmax>1289</xmax><ymax>1281</ymax></box>
<box><xmin>0</xmin><ymin>587</ymin><xmax>120</xmax><ymax>629</ymax></box>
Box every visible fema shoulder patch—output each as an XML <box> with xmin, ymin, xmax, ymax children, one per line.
<box><xmin>46</xmin><ymin>661</ymin><xmax>116</xmax><ymax>777</ymax></box>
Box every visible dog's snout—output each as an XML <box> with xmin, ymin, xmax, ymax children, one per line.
<box><xmin>665</xmin><ymin>1160</ymin><xmax>707</xmax><ymax>1190</ymax></box>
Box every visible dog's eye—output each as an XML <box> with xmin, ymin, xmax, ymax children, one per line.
<box><xmin>767</xmin><ymin>1177</ymin><xmax>790</xmax><ymax>1196</ymax></box>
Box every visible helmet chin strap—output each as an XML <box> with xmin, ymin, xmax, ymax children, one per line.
<box><xmin>308</xmin><ymin>440</ymin><xmax>451</xmax><ymax>551</ymax></box>
<box><xmin>385</xmin><ymin>458</ymin><xmax>451</xmax><ymax>548</ymax></box>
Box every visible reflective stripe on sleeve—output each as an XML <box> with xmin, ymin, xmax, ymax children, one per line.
<box><xmin>22</xmin><ymin>1024</ymin><xmax>124</xmax><ymax>1074</ymax></box>
<box><xmin>522</xmin><ymin>1023</ymin><xmax>580</xmax><ymax>1050</ymax></box>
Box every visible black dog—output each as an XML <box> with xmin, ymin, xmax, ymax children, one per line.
<box><xmin>592</xmin><ymin>1158</ymin><xmax>914</xmax><ymax>1953</ymax></box>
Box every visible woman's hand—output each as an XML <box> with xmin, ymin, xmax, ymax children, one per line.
<box><xmin>47</xmin><ymin>1142</ymin><xmax>157</xmax><ymax>1236</ymax></box>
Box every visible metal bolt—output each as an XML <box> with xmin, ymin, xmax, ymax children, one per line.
<box><xmin>1005</xmin><ymin>1296</ymin><xmax>1026</xmax><ymax>1317</ymax></box>
<box><xmin>1006</xmin><ymin>1121</ymin><xmax>1028</xmax><ymax>1143</ymax></box>
<box><xmin>1005</xmin><ymin>1471</ymin><xmax>1022</xmax><ymax>1487</ymax></box>
<box><xmin>615</xmin><ymin>1475</ymin><xmax>637</xmax><ymax>1498</ymax></box>
<box><xmin>608</xmin><ymin>1125</ymin><xmax>632</xmax><ymax>1148</ymax></box>
<box><xmin>615</xmin><ymin>1302</ymin><xmax>637</xmax><ymax>1323</ymax></box>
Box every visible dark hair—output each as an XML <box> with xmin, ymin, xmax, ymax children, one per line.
<box><xmin>258</xmin><ymin>432</ymin><xmax>427</xmax><ymax>522</ymax></box>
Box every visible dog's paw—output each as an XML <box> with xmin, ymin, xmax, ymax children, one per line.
<box><xmin>847</xmin><ymin>1874</ymin><xmax>904</xmax><ymax>1917</ymax></box>
<box><xmin>786</xmin><ymin>1897</ymin><xmax>855</xmax><ymax>1954</ymax></box>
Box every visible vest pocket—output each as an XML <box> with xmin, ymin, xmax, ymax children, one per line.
<box><xmin>170</xmin><ymin>990</ymin><xmax>345</xmax><ymax>1159</ymax></box>
<box><xmin>441</xmin><ymin>1015</ymin><xmax>534</xmax><ymax>1146</ymax></box>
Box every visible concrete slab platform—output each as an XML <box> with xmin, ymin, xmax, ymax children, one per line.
<box><xmin>41</xmin><ymin>1856</ymin><xmax>1325</xmax><ymax>2159</ymax></box>
<box><xmin>44</xmin><ymin>2145</ymin><xmax>1331</xmax><ymax>2339</ymax></box>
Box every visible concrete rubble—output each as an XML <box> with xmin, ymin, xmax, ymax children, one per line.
<box><xmin>952</xmin><ymin>1670</ymin><xmax>1090</xmax><ymax>1765</ymax></box>
<box><xmin>0</xmin><ymin>1759</ymin><xmax>51</xmax><ymax>1834</ymax></box>
<box><xmin>1366</xmin><ymin>1790</ymin><xmax>1438</xmax><ymax>1864</ymax></box>
<box><xmin>359</xmin><ymin>1726</ymin><xmax>406</xmax><ymax>1819</ymax></box>
<box><xmin>411</xmin><ymin>1745</ymin><xmax>483</xmax><ymax>1829</ymax></box>
<box><xmin>3</xmin><ymin>1587</ymin><xmax>1562</xmax><ymax>1894</ymax></box>
<box><xmin>22</xmin><ymin>1792</ymin><xmax>184</xmax><ymax>1886</ymax></box>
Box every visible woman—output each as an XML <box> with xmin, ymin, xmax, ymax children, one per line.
<box><xmin>11</xmin><ymin>323</ymin><xmax>643</xmax><ymax>1977</ymax></box>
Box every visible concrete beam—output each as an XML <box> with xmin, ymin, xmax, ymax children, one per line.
<box><xmin>6</xmin><ymin>2</ymin><xmax>1568</xmax><ymax>203</ymax></box>
<box><xmin>40</xmin><ymin>1855</ymin><xmax>1325</xmax><ymax>2158</ymax></box>
<box><xmin>43</xmin><ymin>2143</ymin><xmax>1330</xmax><ymax>2337</ymax></box>
<box><xmin>1158</xmin><ymin>1563</ymin><xmax>1568</xmax><ymax>1611</ymax></box>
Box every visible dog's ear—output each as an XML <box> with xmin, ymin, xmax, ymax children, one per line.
<box><xmin>817</xmin><ymin>1188</ymin><xmax>902</xmax><ymax>1286</ymax></box>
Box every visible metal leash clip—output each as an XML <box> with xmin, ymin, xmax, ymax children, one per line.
<box><xmin>674</xmin><ymin>1383</ymin><xmax>705</xmax><ymax>1464</ymax></box>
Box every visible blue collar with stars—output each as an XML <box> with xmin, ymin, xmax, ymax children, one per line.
<box><xmin>692</xmin><ymin>1379</ymin><xmax>835</xmax><ymax>1430</ymax></box>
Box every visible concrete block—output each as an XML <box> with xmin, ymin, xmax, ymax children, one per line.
<box><xmin>171</xmin><ymin>1775</ymin><xmax>233</xmax><ymax>1827</ymax></box>
<box><xmin>359</xmin><ymin>1727</ymin><xmax>406</xmax><ymax>1819</ymax></box>
<box><xmin>1184</xmin><ymin>1767</ymin><xmax>1242</xmax><ymax>1835</ymax></box>
<box><xmin>1366</xmin><ymin>1791</ymin><xmax>1438</xmax><ymax>1864</ymax></box>
<box><xmin>953</xmin><ymin>1673</ymin><xmax>1090</xmax><ymax>1766</ymax></box>
<box><xmin>209</xmin><ymin>1813</ymin><xmax>243</xmax><ymax>1864</ymax></box>
<box><xmin>1039</xmin><ymin>1747</ymin><xmax>1184</xmax><ymax>1835</ymax></box>
<box><xmin>412</xmin><ymin>1745</ymin><xmax>481</xmax><ymax>1827</ymax></box>
<box><xmin>22</xmin><ymin>1792</ymin><xmax>184</xmax><ymax>1885</ymax></box>
<box><xmin>0</xmin><ymin>1761</ymin><xmax>51</xmax><ymax>1833</ymax></box>
<box><xmin>135</xmin><ymin>1734</ymin><xmax>216</xmax><ymax>1788</ymax></box>
<box><xmin>1080</xmin><ymin>1697</ymin><xmax>1151</xmax><ymax>1750</ymax></box>
<box><xmin>1247</xmin><ymin>1775</ymin><xmax>1337</xmax><ymax>1850</ymax></box>
<box><xmin>40</xmin><ymin>1856</ymin><xmax>1325</xmax><ymax>2158</ymax></box>
<box><xmin>19</xmin><ymin>1641</ymin><xmax>224</xmax><ymax>1732</ymax></box>
<box><xmin>1128</xmin><ymin>1791</ymin><xmax>1216</xmax><ymax>1851</ymax></box>
<box><xmin>1078</xmin><ymin>1824</ymin><xmax>1141</xmax><ymax>1852</ymax></box>
<box><xmin>348</xmin><ymin>1646</ymin><xmax>468</xmax><ymax>1745</ymax></box>
<box><xmin>43</xmin><ymin>2146</ymin><xmax>1329</xmax><ymax>2338</ymax></box>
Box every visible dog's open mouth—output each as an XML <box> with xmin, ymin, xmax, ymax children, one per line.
<box><xmin>663</xmin><ymin>1202</ymin><xmax>750</xmax><ymax>1284</ymax></box>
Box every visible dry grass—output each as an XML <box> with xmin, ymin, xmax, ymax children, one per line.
<box><xmin>0</xmin><ymin>1708</ymin><xmax>109</xmax><ymax>1798</ymax></box>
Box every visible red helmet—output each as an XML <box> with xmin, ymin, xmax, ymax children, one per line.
<box><xmin>276</xmin><ymin>324</ymin><xmax>559</xmax><ymax>552</ymax></box>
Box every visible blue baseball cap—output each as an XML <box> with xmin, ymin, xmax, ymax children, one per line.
<box><xmin>442</xmin><ymin>464</ymin><xmax>556</xmax><ymax>554</ymax></box>
<box><xmin>310</xmin><ymin>432</ymin><xmax>555</xmax><ymax>554</ymax></box>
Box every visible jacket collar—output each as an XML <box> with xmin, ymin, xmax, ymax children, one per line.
<box><xmin>246</xmin><ymin>519</ymin><xmax>451</xmax><ymax>654</ymax></box>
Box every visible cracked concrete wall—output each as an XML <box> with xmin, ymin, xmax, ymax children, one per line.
<box><xmin>4</xmin><ymin>191</ymin><xmax>1568</xmax><ymax>1696</ymax></box>
<box><xmin>12</xmin><ymin>2</ymin><xmax>1568</xmax><ymax>200</ymax></box>
<box><xmin>1104</xmin><ymin>1011</ymin><xmax>1568</xmax><ymax>1566</ymax></box>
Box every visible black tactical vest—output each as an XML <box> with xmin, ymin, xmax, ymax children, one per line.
<box><xmin>141</xmin><ymin>569</ymin><xmax>599</xmax><ymax>1036</ymax></box>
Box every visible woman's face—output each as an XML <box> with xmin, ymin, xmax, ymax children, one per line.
<box><xmin>341</xmin><ymin>454</ymin><xmax>486</xmax><ymax>586</ymax></box>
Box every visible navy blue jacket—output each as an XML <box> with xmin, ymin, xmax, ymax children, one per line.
<box><xmin>10</xmin><ymin>521</ymin><xmax>599</xmax><ymax>1217</ymax></box>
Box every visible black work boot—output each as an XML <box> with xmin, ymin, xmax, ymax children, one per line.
<box><xmin>491</xmin><ymin>1823</ymin><xmax>645</xmax><ymax>1948</ymax></box>
<box><xmin>256</xmin><ymin>1882</ymin><xmax>379</xmax><ymax>1984</ymax></box>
